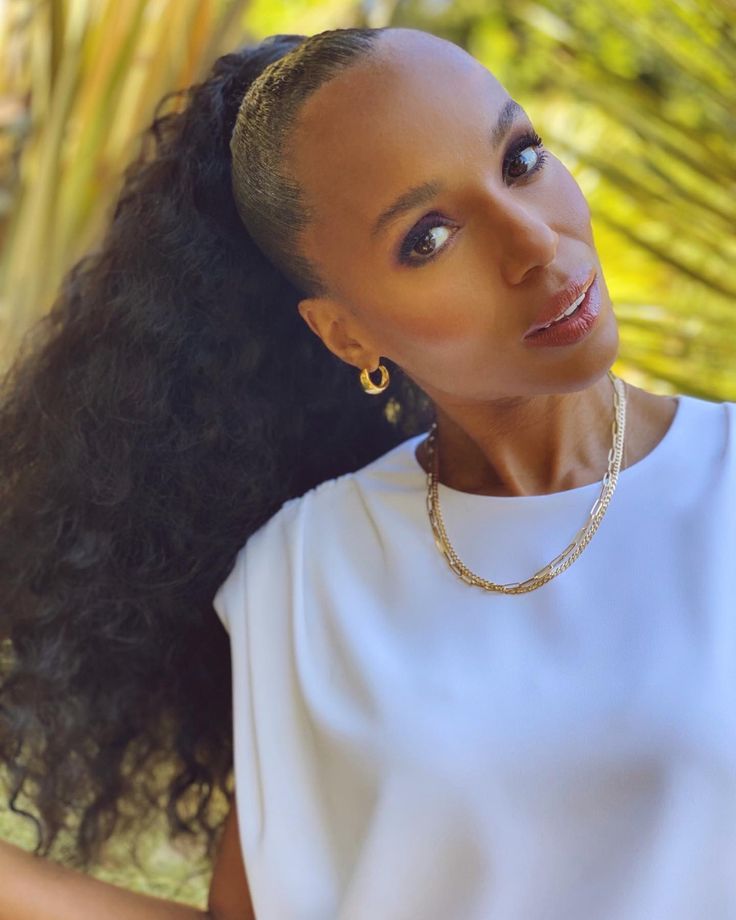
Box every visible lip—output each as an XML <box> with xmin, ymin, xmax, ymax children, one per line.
<box><xmin>522</xmin><ymin>268</ymin><xmax>597</xmax><ymax>339</ymax></box>
<box><xmin>522</xmin><ymin>275</ymin><xmax>600</xmax><ymax>347</ymax></box>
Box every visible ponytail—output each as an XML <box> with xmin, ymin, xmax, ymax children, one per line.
<box><xmin>0</xmin><ymin>31</ymin><xmax>431</xmax><ymax>868</ymax></box>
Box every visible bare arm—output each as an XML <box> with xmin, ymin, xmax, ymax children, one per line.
<box><xmin>0</xmin><ymin>837</ymin><xmax>208</xmax><ymax>920</ymax></box>
<box><xmin>0</xmin><ymin>795</ymin><xmax>254</xmax><ymax>920</ymax></box>
<box><xmin>207</xmin><ymin>796</ymin><xmax>256</xmax><ymax>920</ymax></box>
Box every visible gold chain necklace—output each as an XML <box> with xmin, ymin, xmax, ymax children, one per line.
<box><xmin>424</xmin><ymin>370</ymin><xmax>627</xmax><ymax>594</ymax></box>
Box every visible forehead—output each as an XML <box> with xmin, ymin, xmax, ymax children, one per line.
<box><xmin>287</xmin><ymin>29</ymin><xmax>510</xmax><ymax>246</ymax></box>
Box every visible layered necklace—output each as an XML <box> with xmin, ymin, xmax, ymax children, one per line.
<box><xmin>424</xmin><ymin>369</ymin><xmax>627</xmax><ymax>594</ymax></box>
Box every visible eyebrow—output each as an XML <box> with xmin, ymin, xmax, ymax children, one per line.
<box><xmin>370</xmin><ymin>97</ymin><xmax>526</xmax><ymax>240</ymax></box>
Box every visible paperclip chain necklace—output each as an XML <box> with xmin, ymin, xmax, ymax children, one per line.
<box><xmin>424</xmin><ymin>369</ymin><xmax>627</xmax><ymax>594</ymax></box>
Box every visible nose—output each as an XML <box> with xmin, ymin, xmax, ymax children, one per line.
<box><xmin>486</xmin><ymin>195</ymin><xmax>559</xmax><ymax>285</ymax></box>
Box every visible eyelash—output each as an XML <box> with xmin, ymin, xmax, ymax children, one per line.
<box><xmin>398</xmin><ymin>130</ymin><xmax>548</xmax><ymax>268</ymax></box>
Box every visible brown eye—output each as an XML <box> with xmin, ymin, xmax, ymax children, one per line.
<box><xmin>412</xmin><ymin>225</ymin><xmax>452</xmax><ymax>258</ymax></box>
<box><xmin>507</xmin><ymin>145</ymin><xmax>543</xmax><ymax>180</ymax></box>
<box><xmin>503</xmin><ymin>130</ymin><xmax>548</xmax><ymax>183</ymax></box>
<box><xmin>398</xmin><ymin>214</ymin><xmax>456</xmax><ymax>267</ymax></box>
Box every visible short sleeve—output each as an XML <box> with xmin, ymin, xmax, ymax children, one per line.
<box><xmin>208</xmin><ymin>496</ymin><xmax>306</xmax><ymax>868</ymax></box>
<box><xmin>211</xmin><ymin>497</ymin><xmax>302</xmax><ymax>635</ymax></box>
<box><xmin>212</xmin><ymin>543</ymin><xmax>246</xmax><ymax>636</ymax></box>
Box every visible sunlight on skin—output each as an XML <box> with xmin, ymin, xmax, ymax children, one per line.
<box><xmin>289</xmin><ymin>28</ymin><xmax>675</xmax><ymax>498</ymax></box>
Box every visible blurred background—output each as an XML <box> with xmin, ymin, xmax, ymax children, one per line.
<box><xmin>0</xmin><ymin>0</ymin><xmax>734</xmax><ymax>909</ymax></box>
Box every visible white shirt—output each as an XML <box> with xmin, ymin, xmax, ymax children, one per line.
<box><xmin>213</xmin><ymin>392</ymin><xmax>736</xmax><ymax>920</ymax></box>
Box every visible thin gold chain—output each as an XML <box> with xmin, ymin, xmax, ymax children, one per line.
<box><xmin>424</xmin><ymin>370</ymin><xmax>627</xmax><ymax>594</ymax></box>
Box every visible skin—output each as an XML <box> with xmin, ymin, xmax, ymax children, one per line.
<box><xmin>293</xmin><ymin>27</ymin><xmax>677</xmax><ymax>497</ymax></box>
<box><xmin>2</xmin><ymin>29</ymin><xmax>683</xmax><ymax>920</ymax></box>
<box><xmin>0</xmin><ymin>796</ymin><xmax>253</xmax><ymax>919</ymax></box>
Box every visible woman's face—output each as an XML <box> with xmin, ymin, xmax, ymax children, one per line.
<box><xmin>290</xmin><ymin>28</ymin><xmax>619</xmax><ymax>404</ymax></box>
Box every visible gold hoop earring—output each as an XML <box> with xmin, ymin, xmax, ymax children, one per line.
<box><xmin>359</xmin><ymin>364</ymin><xmax>390</xmax><ymax>395</ymax></box>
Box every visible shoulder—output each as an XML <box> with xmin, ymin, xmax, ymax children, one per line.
<box><xmin>712</xmin><ymin>395</ymin><xmax>736</xmax><ymax>463</ymax></box>
<box><xmin>256</xmin><ymin>429</ymin><xmax>427</xmax><ymax>542</ymax></box>
<box><xmin>211</xmin><ymin>495</ymin><xmax>305</xmax><ymax>632</ymax></box>
<box><xmin>660</xmin><ymin>392</ymin><xmax>736</xmax><ymax>495</ymax></box>
<box><xmin>212</xmin><ymin>431</ymin><xmax>426</xmax><ymax>629</ymax></box>
<box><xmin>677</xmin><ymin>391</ymin><xmax>736</xmax><ymax>448</ymax></box>
<box><xmin>721</xmin><ymin>397</ymin><xmax>736</xmax><ymax>426</ymax></box>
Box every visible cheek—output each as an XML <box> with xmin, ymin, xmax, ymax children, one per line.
<box><xmin>356</xmin><ymin>259</ymin><xmax>502</xmax><ymax>359</ymax></box>
<box><xmin>547</xmin><ymin>157</ymin><xmax>592</xmax><ymax>231</ymax></box>
<box><xmin>369</xmin><ymin>292</ymin><xmax>501</xmax><ymax>372</ymax></box>
<box><xmin>346</xmin><ymin>259</ymin><xmax>490</xmax><ymax>351</ymax></box>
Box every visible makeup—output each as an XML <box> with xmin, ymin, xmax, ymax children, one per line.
<box><xmin>522</xmin><ymin>276</ymin><xmax>600</xmax><ymax>347</ymax></box>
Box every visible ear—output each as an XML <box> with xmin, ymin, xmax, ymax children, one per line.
<box><xmin>297</xmin><ymin>296</ymin><xmax>379</xmax><ymax>371</ymax></box>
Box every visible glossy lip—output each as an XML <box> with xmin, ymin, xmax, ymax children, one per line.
<box><xmin>522</xmin><ymin>268</ymin><xmax>597</xmax><ymax>339</ymax></box>
<box><xmin>522</xmin><ymin>275</ymin><xmax>600</xmax><ymax>347</ymax></box>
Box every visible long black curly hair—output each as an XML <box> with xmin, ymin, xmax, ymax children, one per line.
<box><xmin>0</xmin><ymin>26</ymin><xmax>433</xmax><ymax>869</ymax></box>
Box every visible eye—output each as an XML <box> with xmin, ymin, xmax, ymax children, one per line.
<box><xmin>504</xmin><ymin>130</ymin><xmax>547</xmax><ymax>182</ymax></box>
<box><xmin>398</xmin><ymin>219</ymin><xmax>454</xmax><ymax>266</ymax></box>
<box><xmin>397</xmin><ymin>130</ymin><xmax>549</xmax><ymax>268</ymax></box>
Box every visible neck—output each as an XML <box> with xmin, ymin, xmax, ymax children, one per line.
<box><xmin>417</xmin><ymin>372</ymin><xmax>622</xmax><ymax>498</ymax></box>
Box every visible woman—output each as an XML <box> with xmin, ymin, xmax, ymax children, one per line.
<box><xmin>1</xmin><ymin>23</ymin><xmax>734</xmax><ymax>920</ymax></box>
